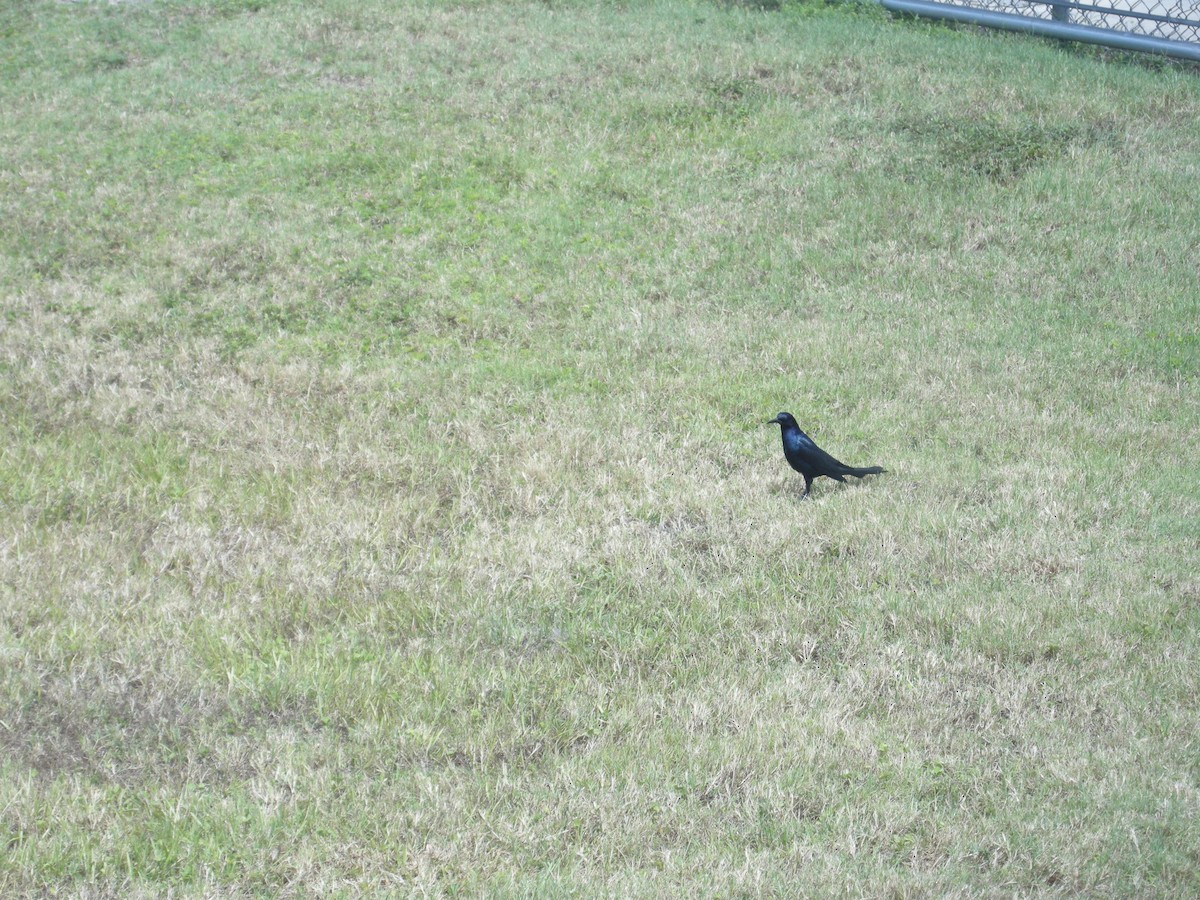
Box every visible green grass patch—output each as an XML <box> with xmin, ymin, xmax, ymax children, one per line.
<box><xmin>2</xmin><ymin>0</ymin><xmax>1199</xmax><ymax>894</ymax></box>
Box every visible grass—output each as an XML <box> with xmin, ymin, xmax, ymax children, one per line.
<box><xmin>2</xmin><ymin>0</ymin><xmax>1199</xmax><ymax>894</ymax></box>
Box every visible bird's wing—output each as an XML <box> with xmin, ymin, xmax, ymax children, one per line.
<box><xmin>794</xmin><ymin>434</ymin><xmax>849</xmax><ymax>473</ymax></box>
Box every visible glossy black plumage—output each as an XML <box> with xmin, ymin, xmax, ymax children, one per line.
<box><xmin>767</xmin><ymin>412</ymin><xmax>885</xmax><ymax>499</ymax></box>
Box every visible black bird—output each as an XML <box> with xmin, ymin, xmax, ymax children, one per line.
<box><xmin>767</xmin><ymin>412</ymin><xmax>885</xmax><ymax>499</ymax></box>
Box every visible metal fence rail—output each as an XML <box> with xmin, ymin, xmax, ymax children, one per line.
<box><xmin>880</xmin><ymin>0</ymin><xmax>1200</xmax><ymax>60</ymax></box>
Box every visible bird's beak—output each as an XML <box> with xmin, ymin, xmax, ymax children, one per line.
<box><xmin>765</xmin><ymin>418</ymin><xmax>778</xmax><ymax>425</ymax></box>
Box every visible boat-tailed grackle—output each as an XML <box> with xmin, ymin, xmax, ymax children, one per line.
<box><xmin>767</xmin><ymin>412</ymin><xmax>885</xmax><ymax>499</ymax></box>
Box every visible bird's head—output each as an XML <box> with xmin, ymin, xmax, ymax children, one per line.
<box><xmin>766</xmin><ymin>412</ymin><xmax>797</xmax><ymax>428</ymax></box>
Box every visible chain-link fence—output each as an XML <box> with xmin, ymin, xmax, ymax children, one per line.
<box><xmin>880</xmin><ymin>0</ymin><xmax>1200</xmax><ymax>59</ymax></box>
<box><xmin>979</xmin><ymin>0</ymin><xmax>1199</xmax><ymax>42</ymax></box>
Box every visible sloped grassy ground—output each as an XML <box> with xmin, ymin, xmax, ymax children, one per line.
<box><xmin>1</xmin><ymin>0</ymin><xmax>1198</xmax><ymax>894</ymax></box>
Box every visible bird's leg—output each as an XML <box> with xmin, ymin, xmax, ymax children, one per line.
<box><xmin>801</xmin><ymin>476</ymin><xmax>813</xmax><ymax>500</ymax></box>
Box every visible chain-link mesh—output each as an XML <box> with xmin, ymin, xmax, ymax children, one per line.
<box><xmin>944</xmin><ymin>0</ymin><xmax>1200</xmax><ymax>42</ymax></box>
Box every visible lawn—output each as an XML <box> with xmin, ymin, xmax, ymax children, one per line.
<box><xmin>1</xmin><ymin>0</ymin><xmax>1199</xmax><ymax>894</ymax></box>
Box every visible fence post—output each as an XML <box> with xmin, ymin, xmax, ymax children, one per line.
<box><xmin>1049</xmin><ymin>0</ymin><xmax>1071</xmax><ymax>23</ymax></box>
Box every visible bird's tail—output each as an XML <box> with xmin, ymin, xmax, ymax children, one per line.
<box><xmin>842</xmin><ymin>465</ymin><xmax>884</xmax><ymax>478</ymax></box>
